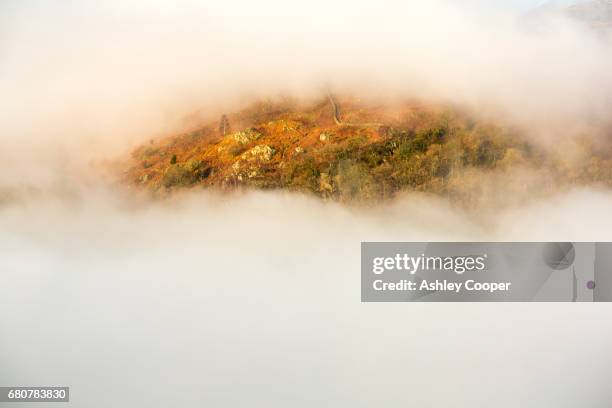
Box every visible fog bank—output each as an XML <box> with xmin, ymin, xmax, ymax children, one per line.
<box><xmin>1</xmin><ymin>189</ymin><xmax>612</xmax><ymax>407</ymax></box>
<box><xmin>1</xmin><ymin>0</ymin><xmax>612</xmax><ymax>173</ymax></box>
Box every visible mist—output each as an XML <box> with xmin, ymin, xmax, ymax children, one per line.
<box><xmin>2</xmin><ymin>0</ymin><xmax>612</xmax><ymax>165</ymax></box>
<box><xmin>2</xmin><ymin>188</ymin><xmax>612</xmax><ymax>407</ymax></box>
<box><xmin>2</xmin><ymin>1</ymin><xmax>612</xmax><ymax>407</ymax></box>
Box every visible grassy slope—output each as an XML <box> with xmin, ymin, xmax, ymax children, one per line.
<box><xmin>125</xmin><ymin>96</ymin><xmax>612</xmax><ymax>206</ymax></box>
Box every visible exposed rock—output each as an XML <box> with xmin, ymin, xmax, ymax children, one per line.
<box><xmin>319</xmin><ymin>132</ymin><xmax>332</xmax><ymax>142</ymax></box>
<box><xmin>231</xmin><ymin>145</ymin><xmax>276</xmax><ymax>181</ymax></box>
<box><xmin>243</xmin><ymin>145</ymin><xmax>275</xmax><ymax>162</ymax></box>
<box><xmin>233</xmin><ymin>128</ymin><xmax>262</xmax><ymax>145</ymax></box>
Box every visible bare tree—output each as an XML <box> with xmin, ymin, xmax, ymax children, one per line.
<box><xmin>219</xmin><ymin>114</ymin><xmax>230</xmax><ymax>136</ymax></box>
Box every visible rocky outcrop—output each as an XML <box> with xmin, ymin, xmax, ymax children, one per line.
<box><xmin>242</xmin><ymin>145</ymin><xmax>275</xmax><ymax>162</ymax></box>
<box><xmin>232</xmin><ymin>128</ymin><xmax>262</xmax><ymax>145</ymax></box>
<box><xmin>231</xmin><ymin>145</ymin><xmax>276</xmax><ymax>181</ymax></box>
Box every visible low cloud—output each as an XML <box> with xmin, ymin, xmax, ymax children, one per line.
<box><xmin>1</xmin><ymin>188</ymin><xmax>612</xmax><ymax>406</ymax></box>
<box><xmin>1</xmin><ymin>0</ymin><xmax>612</xmax><ymax>165</ymax></box>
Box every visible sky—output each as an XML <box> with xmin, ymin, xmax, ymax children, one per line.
<box><xmin>0</xmin><ymin>0</ymin><xmax>583</xmax><ymax>13</ymax></box>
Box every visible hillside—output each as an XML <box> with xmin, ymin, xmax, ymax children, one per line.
<box><xmin>124</xmin><ymin>96</ymin><xmax>612</xmax><ymax>206</ymax></box>
<box><xmin>531</xmin><ymin>0</ymin><xmax>612</xmax><ymax>30</ymax></box>
<box><xmin>567</xmin><ymin>0</ymin><xmax>612</xmax><ymax>20</ymax></box>
<box><xmin>567</xmin><ymin>0</ymin><xmax>612</xmax><ymax>29</ymax></box>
